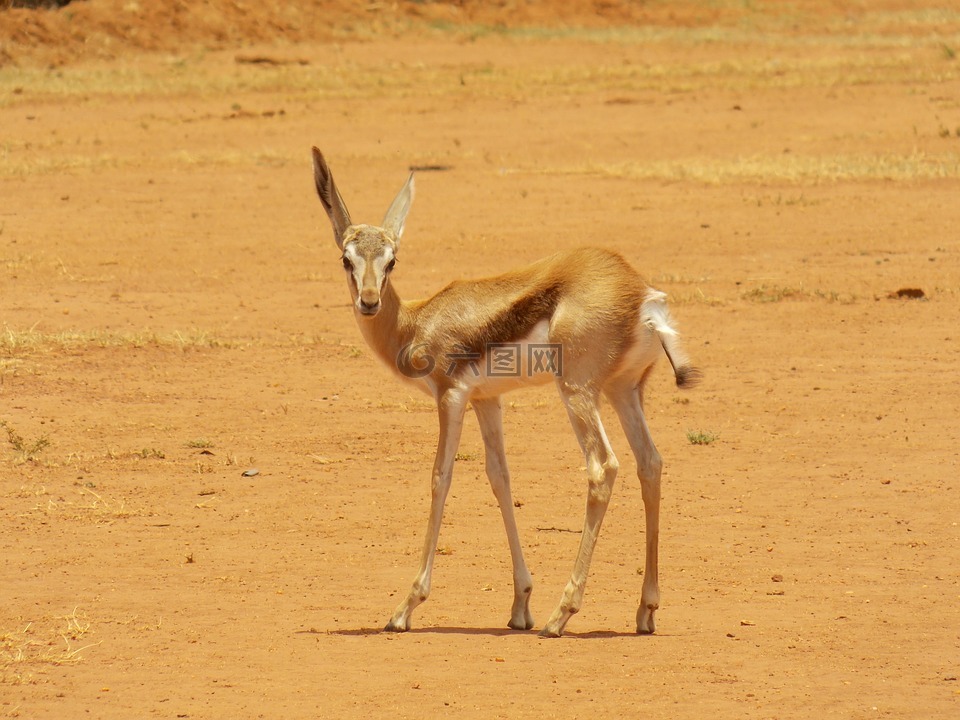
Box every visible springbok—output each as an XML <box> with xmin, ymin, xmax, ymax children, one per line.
<box><xmin>312</xmin><ymin>147</ymin><xmax>700</xmax><ymax>637</ymax></box>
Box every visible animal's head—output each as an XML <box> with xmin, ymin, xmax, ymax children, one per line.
<box><xmin>312</xmin><ymin>147</ymin><xmax>414</xmax><ymax>317</ymax></box>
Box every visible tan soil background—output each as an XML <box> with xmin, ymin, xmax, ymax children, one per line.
<box><xmin>2</xmin><ymin>1</ymin><xmax>960</xmax><ymax>718</ymax></box>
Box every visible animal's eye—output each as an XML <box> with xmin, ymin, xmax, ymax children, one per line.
<box><xmin>385</xmin><ymin>259</ymin><xmax>397</xmax><ymax>273</ymax></box>
<box><xmin>341</xmin><ymin>256</ymin><xmax>353</xmax><ymax>271</ymax></box>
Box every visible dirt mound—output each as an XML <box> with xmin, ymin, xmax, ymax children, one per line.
<box><xmin>1</xmin><ymin>0</ymin><xmax>747</xmax><ymax>66</ymax></box>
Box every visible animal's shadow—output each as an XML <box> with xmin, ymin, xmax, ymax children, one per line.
<box><xmin>309</xmin><ymin>626</ymin><xmax>659</xmax><ymax>639</ymax></box>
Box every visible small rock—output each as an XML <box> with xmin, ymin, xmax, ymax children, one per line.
<box><xmin>890</xmin><ymin>287</ymin><xmax>925</xmax><ymax>299</ymax></box>
<box><xmin>242</xmin><ymin>468</ymin><xmax>260</xmax><ymax>477</ymax></box>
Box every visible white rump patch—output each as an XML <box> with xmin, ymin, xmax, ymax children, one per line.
<box><xmin>641</xmin><ymin>290</ymin><xmax>678</xmax><ymax>337</ymax></box>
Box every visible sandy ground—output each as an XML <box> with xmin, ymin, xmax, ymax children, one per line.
<box><xmin>2</xmin><ymin>2</ymin><xmax>959</xmax><ymax>718</ymax></box>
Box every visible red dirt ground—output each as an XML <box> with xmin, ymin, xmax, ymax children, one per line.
<box><xmin>1</xmin><ymin>1</ymin><xmax>959</xmax><ymax>718</ymax></box>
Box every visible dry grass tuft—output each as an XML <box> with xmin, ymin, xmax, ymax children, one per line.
<box><xmin>530</xmin><ymin>152</ymin><xmax>960</xmax><ymax>185</ymax></box>
<box><xmin>740</xmin><ymin>284</ymin><xmax>856</xmax><ymax>304</ymax></box>
<box><xmin>0</xmin><ymin>326</ymin><xmax>237</xmax><ymax>355</ymax></box>
<box><xmin>0</xmin><ymin>608</ymin><xmax>100</xmax><ymax>685</ymax></box>
<box><xmin>16</xmin><ymin>483</ymin><xmax>147</xmax><ymax>522</ymax></box>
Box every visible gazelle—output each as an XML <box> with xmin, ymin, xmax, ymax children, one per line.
<box><xmin>312</xmin><ymin>147</ymin><xmax>699</xmax><ymax>637</ymax></box>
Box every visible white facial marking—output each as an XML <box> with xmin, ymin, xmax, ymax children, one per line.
<box><xmin>342</xmin><ymin>243</ymin><xmax>366</xmax><ymax>294</ymax></box>
<box><xmin>372</xmin><ymin>247</ymin><xmax>396</xmax><ymax>280</ymax></box>
<box><xmin>343</xmin><ymin>241</ymin><xmax>397</xmax><ymax>314</ymax></box>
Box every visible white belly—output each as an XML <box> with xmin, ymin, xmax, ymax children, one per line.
<box><xmin>458</xmin><ymin>319</ymin><xmax>559</xmax><ymax>397</ymax></box>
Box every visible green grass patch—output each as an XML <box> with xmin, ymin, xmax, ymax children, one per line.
<box><xmin>686</xmin><ymin>430</ymin><xmax>718</xmax><ymax>446</ymax></box>
<box><xmin>0</xmin><ymin>420</ymin><xmax>49</xmax><ymax>464</ymax></box>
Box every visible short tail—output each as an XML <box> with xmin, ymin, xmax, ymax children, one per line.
<box><xmin>641</xmin><ymin>290</ymin><xmax>702</xmax><ymax>389</ymax></box>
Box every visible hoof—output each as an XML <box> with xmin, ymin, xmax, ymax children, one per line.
<box><xmin>636</xmin><ymin>604</ymin><xmax>658</xmax><ymax>635</ymax></box>
<box><xmin>537</xmin><ymin>626</ymin><xmax>563</xmax><ymax>639</ymax></box>
<box><xmin>508</xmin><ymin>618</ymin><xmax>535</xmax><ymax>631</ymax></box>
<box><xmin>383</xmin><ymin>619</ymin><xmax>410</xmax><ymax>633</ymax></box>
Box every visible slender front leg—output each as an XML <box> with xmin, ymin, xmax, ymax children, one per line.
<box><xmin>608</xmin><ymin>382</ymin><xmax>663</xmax><ymax>634</ymax></box>
<box><xmin>473</xmin><ymin>397</ymin><xmax>535</xmax><ymax>631</ymax></box>
<box><xmin>540</xmin><ymin>387</ymin><xmax>619</xmax><ymax>638</ymax></box>
<box><xmin>385</xmin><ymin>389</ymin><xmax>468</xmax><ymax>632</ymax></box>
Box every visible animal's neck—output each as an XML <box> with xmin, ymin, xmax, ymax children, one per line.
<box><xmin>354</xmin><ymin>281</ymin><xmax>414</xmax><ymax>375</ymax></box>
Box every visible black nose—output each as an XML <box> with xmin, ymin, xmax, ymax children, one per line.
<box><xmin>359</xmin><ymin>299</ymin><xmax>380</xmax><ymax>314</ymax></box>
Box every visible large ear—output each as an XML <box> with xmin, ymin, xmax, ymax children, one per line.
<box><xmin>311</xmin><ymin>147</ymin><xmax>352</xmax><ymax>249</ymax></box>
<box><xmin>382</xmin><ymin>172</ymin><xmax>415</xmax><ymax>244</ymax></box>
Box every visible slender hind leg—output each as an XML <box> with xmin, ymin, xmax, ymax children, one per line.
<box><xmin>473</xmin><ymin>397</ymin><xmax>535</xmax><ymax>630</ymax></box>
<box><xmin>385</xmin><ymin>389</ymin><xmax>468</xmax><ymax>632</ymax></box>
<box><xmin>607</xmin><ymin>379</ymin><xmax>663</xmax><ymax>634</ymax></box>
<box><xmin>540</xmin><ymin>385</ymin><xmax>619</xmax><ymax>638</ymax></box>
